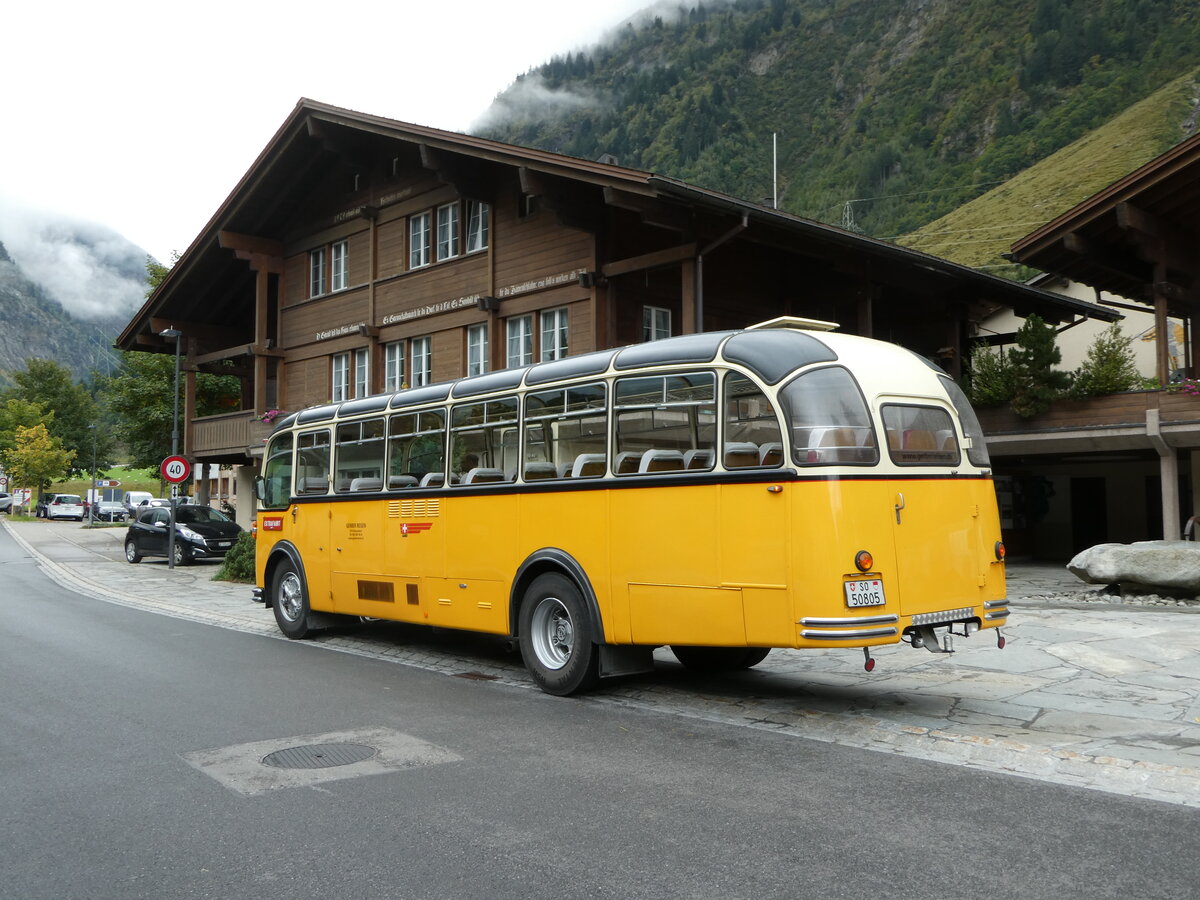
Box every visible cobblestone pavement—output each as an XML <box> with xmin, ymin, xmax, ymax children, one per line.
<box><xmin>9</xmin><ymin>519</ymin><xmax>1200</xmax><ymax>808</ymax></box>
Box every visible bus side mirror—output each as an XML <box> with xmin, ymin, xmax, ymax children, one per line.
<box><xmin>254</xmin><ymin>476</ymin><xmax>266</xmax><ymax>503</ymax></box>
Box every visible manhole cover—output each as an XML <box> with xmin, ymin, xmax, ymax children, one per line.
<box><xmin>261</xmin><ymin>742</ymin><xmax>378</xmax><ymax>770</ymax></box>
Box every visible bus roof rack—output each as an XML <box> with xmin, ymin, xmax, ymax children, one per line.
<box><xmin>747</xmin><ymin>316</ymin><xmax>839</xmax><ymax>332</ymax></box>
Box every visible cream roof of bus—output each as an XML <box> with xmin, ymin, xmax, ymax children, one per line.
<box><xmin>804</xmin><ymin>331</ymin><xmax>952</xmax><ymax>401</ymax></box>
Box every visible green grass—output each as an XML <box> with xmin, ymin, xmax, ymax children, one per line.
<box><xmin>897</xmin><ymin>69</ymin><xmax>1200</xmax><ymax>272</ymax></box>
<box><xmin>40</xmin><ymin>465</ymin><xmax>170</xmax><ymax>502</ymax></box>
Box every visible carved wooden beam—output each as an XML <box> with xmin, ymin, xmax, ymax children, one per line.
<box><xmin>1116</xmin><ymin>203</ymin><xmax>1195</xmax><ymax>277</ymax></box>
<box><xmin>602</xmin><ymin>243</ymin><xmax>697</xmax><ymax>278</ymax></box>
<box><xmin>148</xmin><ymin>318</ymin><xmax>243</xmax><ymax>346</ymax></box>
<box><xmin>603</xmin><ymin>186</ymin><xmax>690</xmax><ymax>232</ymax></box>
<box><xmin>419</xmin><ymin>144</ymin><xmax>492</xmax><ymax>197</ymax></box>
<box><xmin>193</xmin><ymin>343</ymin><xmax>287</xmax><ymax>367</ymax></box>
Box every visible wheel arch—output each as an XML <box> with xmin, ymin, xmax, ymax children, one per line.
<box><xmin>509</xmin><ymin>549</ymin><xmax>604</xmax><ymax>641</ymax></box>
<box><xmin>262</xmin><ymin>541</ymin><xmax>307</xmax><ymax>610</ymax></box>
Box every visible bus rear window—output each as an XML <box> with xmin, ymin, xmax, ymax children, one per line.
<box><xmin>779</xmin><ymin>366</ymin><xmax>878</xmax><ymax>466</ymax></box>
<box><xmin>882</xmin><ymin>404</ymin><xmax>960</xmax><ymax>466</ymax></box>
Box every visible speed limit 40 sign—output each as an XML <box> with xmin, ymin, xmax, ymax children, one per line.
<box><xmin>160</xmin><ymin>456</ymin><xmax>191</xmax><ymax>484</ymax></box>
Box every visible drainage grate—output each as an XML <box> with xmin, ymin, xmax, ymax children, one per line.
<box><xmin>261</xmin><ymin>742</ymin><xmax>378</xmax><ymax>770</ymax></box>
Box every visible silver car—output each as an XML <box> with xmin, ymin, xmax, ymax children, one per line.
<box><xmin>48</xmin><ymin>494</ymin><xmax>85</xmax><ymax>521</ymax></box>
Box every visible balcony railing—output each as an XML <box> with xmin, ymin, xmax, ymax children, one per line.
<box><xmin>977</xmin><ymin>390</ymin><xmax>1200</xmax><ymax>455</ymax></box>
<box><xmin>190</xmin><ymin>410</ymin><xmax>274</xmax><ymax>459</ymax></box>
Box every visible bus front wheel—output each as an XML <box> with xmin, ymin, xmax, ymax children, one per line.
<box><xmin>272</xmin><ymin>559</ymin><xmax>311</xmax><ymax>640</ymax></box>
<box><xmin>519</xmin><ymin>573</ymin><xmax>599</xmax><ymax>696</ymax></box>
<box><xmin>671</xmin><ymin>646</ymin><xmax>771</xmax><ymax>673</ymax></box>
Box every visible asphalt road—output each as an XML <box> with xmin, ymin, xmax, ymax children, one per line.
<box><xmin>1</xmin><ymin>527</ymin><xmax>1198</xmax><ymax>899</ymax></box>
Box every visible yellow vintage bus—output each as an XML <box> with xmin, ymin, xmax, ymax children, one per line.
<box><xmin>253</xmin><ymin>319</ymin><xmax>1008</xmax><ymax>695</ymax></box>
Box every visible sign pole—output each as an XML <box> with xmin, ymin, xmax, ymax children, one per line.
<box><xmin>160</xmin><ymin>456</ymin><xmax>191</xmax><ymax>571</ymax></box>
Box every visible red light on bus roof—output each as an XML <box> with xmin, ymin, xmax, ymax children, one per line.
<box><xmin>854</xmin><ymin>550</ymin><xmax>873</xmax><ymax>572</ymax></box>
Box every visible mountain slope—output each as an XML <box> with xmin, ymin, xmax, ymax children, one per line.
<box><xmin>898</xmin><ymin>70</ymin><xmax>1199</xmax><ymax>269</ymax></box>
<box><xmin>478</xmin><ymin>0</ymin><xmax>1200</xmax><ymax>242</ymax></box>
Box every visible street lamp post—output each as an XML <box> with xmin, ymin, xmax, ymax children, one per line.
<box><xmin>160</xmin><ymin>327</ymin><xmax>183</xmax><ymax>569</ymax></box>
<box><xmin>88</xmin><ymin>424</ymin><xmax>96</xmax><ymax>526</ymax></box>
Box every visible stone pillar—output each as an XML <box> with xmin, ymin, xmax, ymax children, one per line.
<box><xmin>235</xmin><ymin>466</ymin><xmax>257</xmax><ymax>530</ymax></box>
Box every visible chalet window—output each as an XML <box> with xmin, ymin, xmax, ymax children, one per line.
<box><xmin>354</xmin><ymin>347</ymin><xmax>369</xmax><ymax>397</ymax></box>
<box><xmin>409</xmin><ymin>212</ymin><xmax>431</xmax><ymax>269</ymax></box>
<box><xmin>331</xmin><ymin>240</ymin><xmax>348</xmax><ymax>291</ymax></box>
<box><xmin>332</xmin><ymin>352</ymin><xmax>349</xmax><ymax>402</ymax></box>
<box><xmin>333</xmin><ymin>349</ymin><xmax>368</xmax><ymax>402</ymax></box>
<box><xmin>384</xmin><ymin>341</ymin><xmax>406</xmax><ymax>392</ymax></box>
<box><xmin>310</xmin><ymin>247</ymin><xmax>326</xmax><ymax>297</ymax></box>
<box><xmin>467</xmin><ymin>323</ymin><xmax>489</xmax><ymax>376</ymax></box>
<box><xmin>643</xmin><ymin>306</ymin><xmax>671</xmax><ymax>342</ymax></box>
<box><xmin>541</xmin><ymin>308</ymin><xmax>568</xmax><ymax>361</ymax></box>
<box><xmin>466</xmin><ymin>200</ymin><xmax>490</xmax><ymax>253</ymax></box>
<box><xmin>507</xmin><ymin>315</ymin><xmax>533</xmax><ymax>368</ymax></box>
<box><xmin>436</xmin><ymin>203</ymin><xmax>459</xmax><ymax>261</ymax></box>
<box><xmin>412</xmin><ymin>336</ymin><xmax>432</xmax><ymax>386</ymax></box>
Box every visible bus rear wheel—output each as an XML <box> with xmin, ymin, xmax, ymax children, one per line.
<box><xmin>671</xmin><ymin>646</ymin><xmax>771</xmax><ymax>673</ymax></box>
<box><xmin>272</xmin><ymin>559</ymin><xmax>311</xmax><ymax>640</ymax></box>
<box><xmin>519</xmin><ymin>573</ymin><xmax>599</xmax><ymax>696</ymax></box>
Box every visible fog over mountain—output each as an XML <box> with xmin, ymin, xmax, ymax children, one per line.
<box><xmin>0</xmin><ymin>200</ymin><xmax>149</xmax><ymax>322</ymax></box>
<box><xmin>0</xmin><ymin>199</ymin><xmax>150</xmax><ymax>382</ymax></box>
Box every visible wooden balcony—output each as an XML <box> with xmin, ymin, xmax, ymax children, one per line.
<box><xmin>977</xmin><ymin>390</ymin><xmax>1200</xmax><ymax>456</ymax></box>
<box><xmin>189</xmin><ymin>410</ymin><xmax>275</xmax><ymax>462</ymax></box>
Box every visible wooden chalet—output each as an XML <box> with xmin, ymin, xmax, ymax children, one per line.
<box><xmin>994</xmin><ymin>129</ymin><xmax>1200</xmax><ymax>554</ymax></box>
<box><xmin>117</xmin><ymin>98</ymin><xmax>1115</xmax><ymax>520</ymax></box>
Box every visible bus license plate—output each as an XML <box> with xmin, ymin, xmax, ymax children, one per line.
<box><xmin>844</xmin><ymin>579</ymin><xmax>885</xmax><ymax>608</ymax></box>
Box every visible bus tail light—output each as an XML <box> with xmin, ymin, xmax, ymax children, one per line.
<box><xmin>994</xmin><ymin>541</ymin><xmax>1006</xmax><ymax>561</ymax></box>
<box><xmin>854</xmin><ymin>550</ymin><xmax>873</xmax><ymax>572</ymax></box>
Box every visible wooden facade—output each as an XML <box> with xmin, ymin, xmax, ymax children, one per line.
<box><xmin>1006</xmin><ymin>130</ymin><xmax>1200</xmax><ymax>547</ymax></box>
<box><xmin>118</xmin><ymin>99</ymin><xmax>1114</xmax><ymax>494</ymax></box>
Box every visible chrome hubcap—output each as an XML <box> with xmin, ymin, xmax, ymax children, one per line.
<box><xmin>278</xmin><ymin>572</ymin><xmax>303</xmax><ymax>622</ymax></box>
<box><xmin>530</xmin><ymin>596</ymin><xmax>572</xmax><ymax>670</ymax></box>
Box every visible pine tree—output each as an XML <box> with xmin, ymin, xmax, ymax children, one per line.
<box><xmin>1008</xmin><ymin>314</ymin><xmax>1070</xmax><ymax>417</ymax></box>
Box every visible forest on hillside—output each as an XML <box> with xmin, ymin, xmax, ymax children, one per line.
<box><xmin>479</xmin><ymin>0</ymin><xmax>1200</xmax><ymax>240</ymax></box>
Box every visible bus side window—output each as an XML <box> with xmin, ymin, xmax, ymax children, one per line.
<box><xmin>450</xmin><ymin>397</ymin><xmax>518</xmax><ymax>484</ymax></box>
<box><xmin>778</xmin><ymin>366</ymin><xmax>879</xmax><ymax>466</ymax></box>
<box><xmin>723</xmin><ymin>373</ymin><xmax>783</xmax><ymax>468</ymax></box>
<box><xmin>613</xmin><ymin>372</ymin><xmax>715</xmax><ymax>476</ymax></box>
<box><xmin>296</xmin><ymin>429</ymin><xmax>332</xmax><ymax>493</ymax></box>
<box><xmin>334</xmin><ymin>418</ymin><xmax>385</xmax><ymax>492</ymax></box>
<box><xmin>882</xmin><ymin>405</ymin><xmax>961</xmax><ymax>466</ymax></box>
<box><xmin>387</xmin><ymin>409</ymin><xmax>446</xmax><ymax>487</ymax></box>
<box><xmin>261</xmin><ymin>433</ymin><xmax>294</xmax><ymax>509</ymax></box>
<box><xmin>524</xmin><ymin>383</ymin><xmax>607</xmax><ymax>480</ymax></box>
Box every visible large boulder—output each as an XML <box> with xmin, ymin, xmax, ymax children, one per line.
<box><xmin>1067</xmin><ymin>541</ymin><xmax>1200</xmax><ymax>593</ymax></box>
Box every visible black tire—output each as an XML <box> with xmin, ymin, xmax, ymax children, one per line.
<box><xmin>272</xmin><ymin>559</ymin><xmax>311</xmax><ymax>639</ymax></box>
<box><xmin>671</xmin><ymin>645</ymin><xmax>771</xmax><ymax>673</ymax></box>
<box><xmin>124</xmin><ymin>539</ymin><xmax>142</xmax><ymax>564</ymax></box>
<box><xmin>518</xmin><ymin>573</ymin><xmax>599</xmax><ymax>696</ymax></box>
<box><xmin>171</xmin><ymin>541</ymin><xmax>191</xmax><ymax>567</ymax></box>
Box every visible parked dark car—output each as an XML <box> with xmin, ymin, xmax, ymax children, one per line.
<box><xmin>35</xmin><ymin>493</ymin><xmax>57</xmax><ymax>518</ymax></box>
<box><xmin>124</xmin><ymin>504</ymin><xmax>242</xmax><ymax>566</ymax></box>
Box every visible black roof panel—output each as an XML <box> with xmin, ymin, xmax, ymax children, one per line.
<box><xmin>721</xmin><ymin>330</ymin><xmax>838</xmax><ymax>384</ymax></box>
<box><xmin>614</xmin><ymin>332</ymin><xmax>734</xmax><ymax>370</ymax></box>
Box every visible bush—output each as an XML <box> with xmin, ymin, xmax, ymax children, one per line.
<box><xmin>1008</xmin><ymin>314</ymin><xmax>1071</xmax><ymax>417</ymax></box>
<box><xmin>967</xmin><ymin>343</ymin><xmax>1016</xmax><ymax>406</ymax></box>
<box><xmin>1069</xmin><ymin>324</ymin><xmax>1143</xmax><ymax>398</ymax></box>
<box><xmin>214</xmin><ymin>531</ymin><xmax>255</xmax><ymax>583</ymax></box>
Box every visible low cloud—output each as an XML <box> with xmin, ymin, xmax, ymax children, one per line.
<box><xmin>473</xmin><ymin>72</ymin><xmax>606</xmax><ymax>131</ymax></box>
<box><xmin>0</xmin><ymin>200</ymin><xmax>149</xmax><ymax>322</ymax></box>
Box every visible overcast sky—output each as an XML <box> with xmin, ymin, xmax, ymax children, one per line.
<box><xmin>1</xmin><ymin>0</ymin><xmax>657</xmax><ymax>265</ymax></box>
